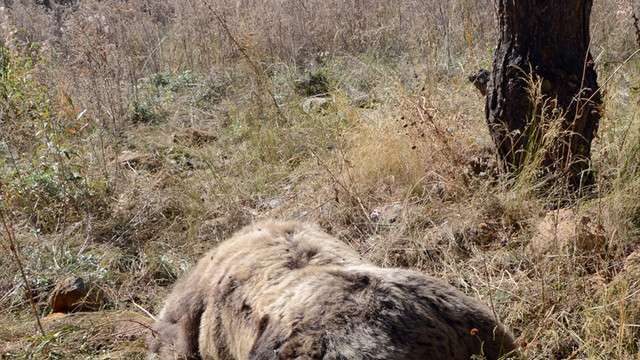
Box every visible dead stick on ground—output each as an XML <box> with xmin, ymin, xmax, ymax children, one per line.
<box><xmin>0</xmin><ymin>208</ymin><xmax>45</xmax><ymax>336</ymax></box>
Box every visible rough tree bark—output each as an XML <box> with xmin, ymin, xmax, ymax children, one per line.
<box><xmin>485</xmin><ymin>0</ymin><xmax>601</xmax><ymax>190</ymax></box>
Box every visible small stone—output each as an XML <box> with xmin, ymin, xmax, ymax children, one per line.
<box><xmin>302</xmin><ymin>97</ymin><xmax>332</xmax><ymax>114</ymax></box>
<box><xmin>50</xmin><ymin>277</ymin><xmax>105</xmax><ymax>313</ymax></box>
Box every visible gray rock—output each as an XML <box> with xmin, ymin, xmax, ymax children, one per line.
<box><xmin>302</xmin><ymin>97</ymin><xmax>332</xmax><ymax>113</ymax></box>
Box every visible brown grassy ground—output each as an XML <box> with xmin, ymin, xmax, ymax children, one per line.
<box><xmin>0</xmin><ymin>0</ymin><xmax>639</xmax><ymax>359</ymax></box>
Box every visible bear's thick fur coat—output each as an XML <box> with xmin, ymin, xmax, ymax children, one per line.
<box><xmin>148</xmin><ymin>221</ymin><xmax>517</xmax><ymax>360</ymax></box>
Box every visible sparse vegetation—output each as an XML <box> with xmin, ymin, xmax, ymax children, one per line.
<box><xmin>0</xmin><ymin>0</ymin><xmax>638</xmax><ymax>359</ymax></box>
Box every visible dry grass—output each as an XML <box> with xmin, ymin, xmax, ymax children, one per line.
<box><xmin>0</xmin><ymin>0</ymin><xmax>639</xmax><ymax>359</ymax></box>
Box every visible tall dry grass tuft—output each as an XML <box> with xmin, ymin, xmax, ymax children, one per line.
<box><xmin>495</xmin><ymin>69</ymin><xmax>575</xmax><ymax>206</ymax></box>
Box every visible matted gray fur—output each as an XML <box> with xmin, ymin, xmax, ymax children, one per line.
<box><xmin>148</xmin><ymin>220</ymin><xmax>518</xmax><ymax>360</ymax></box>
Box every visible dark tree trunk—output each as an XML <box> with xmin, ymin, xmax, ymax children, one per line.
<box><xmin>486</xmin><ymin>0</ymin><xmax>601</xmax><ymax>190</ymax></box>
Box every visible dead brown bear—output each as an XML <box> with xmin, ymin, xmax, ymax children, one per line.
<box><xmin>148</xmin><ymin>220</ymin><xmax>518</xmax><ymax>360</ymax></box>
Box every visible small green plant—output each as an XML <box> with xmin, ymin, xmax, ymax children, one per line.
<box><xmin>131</xmin><ymin>97</ymin><xmax>167</xmax><ymax>124</ymax></box>
<box><xmin>296</xmin><ymin>70</ymin><xmax>330</xmax><ymax>97</ymax></box>
<box><xmin>132</xmin><ymin>70</ymin><xmax>215</xmax><ymax>124</ymax></box>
